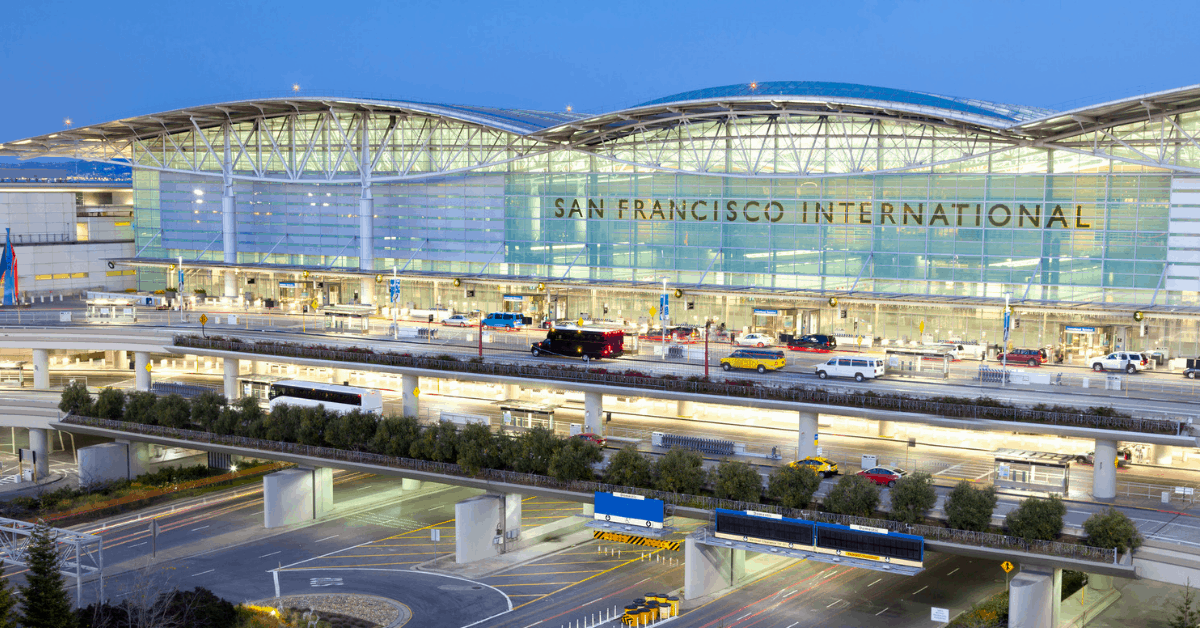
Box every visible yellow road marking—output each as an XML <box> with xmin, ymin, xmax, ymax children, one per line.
<box><xmin>484</xmin><ymin>570</ymin><xmax>606</xmax><ymax>578</ymax></box>
<box><xmin>281</xmin><ymin>560</ymin><xmax>422</xmax><ymax>571</ymax></box>
<box><xmin>511</xmin><ymin>548</ymin><xmax>665</xmax><ymax>610</ymax></box>
<box><xmin>381</xmin><ymin>519</ymin><xmax>454</xmax><ymax>540</ymax></box>
<box><xmin>317</xmin><ymin>551</ymin><xmax>440</xmax><ymax>558</ymax></box>
<box><xmin>493</xmin><ymin>582</ymin><xmax>577</xmax><ymax>587</ymax></box>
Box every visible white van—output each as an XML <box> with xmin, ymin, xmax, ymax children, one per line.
<box><xmin>815</xmin><ymin>356</ymin><xmax>886</xmax><ymax>382</ymax></box>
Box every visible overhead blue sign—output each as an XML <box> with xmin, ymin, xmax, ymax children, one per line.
<box><xmin>503</xmin><ymin>295</ymin><xmax>525</xmax><ymax>302</ymax></box>
<box><xmin>753</xmin><ymin>308</ymin><xmax>780</xmax><ymax>316</ymax></box>
<box><xmin>279</xmin><ymin>282</ymin><xmax>297</xmax><ymax>288</ymax></box>
<box><xmin>1065</xmin><ymin>325</ymin><xmax>1097</xmax><ymax>334</ymax></box>
<box><xmin>594</xmin><ymin>491</ymin><xmax>664</xmax><ymax>529</ymax></box>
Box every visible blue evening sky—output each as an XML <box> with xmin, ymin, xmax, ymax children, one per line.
<box><xmin>1</xmin><ymin>0</ymin><xmax>1196</xmax><ymax>142</ymax></box>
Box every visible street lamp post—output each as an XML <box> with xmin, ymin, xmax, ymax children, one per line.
<box><xmin>704</xmin><ymin>320</ymin><xmax>711</xmax><ymax>379</ymax></box>
<box><xmin>1002</xmin><ymin>291</ymin><xmax>1013</xmax><ymax>387</ymax></box>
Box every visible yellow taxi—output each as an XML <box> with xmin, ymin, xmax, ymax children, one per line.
<box><xmin>788</xmin><ymin>456</ymin><xmax>839</xmax><ymax>478</ymax></box>
<box><xmin>720</xmin><ymin>348</ymin><xmax>786</xmax><ymax>373</ymax></box>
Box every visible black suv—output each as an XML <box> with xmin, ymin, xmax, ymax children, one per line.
<box><xmin>787</xmin><ymin>334</ymin><xmax>838</xmax><ymax>352</ymax></box>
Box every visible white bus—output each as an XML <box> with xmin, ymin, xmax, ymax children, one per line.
<box><xmin>267</xmin><ymin>380</ymin><xmax>384</xmax><ymax>415</ymax></box>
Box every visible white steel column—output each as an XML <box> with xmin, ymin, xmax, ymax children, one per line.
<box><xmin>29</xmin><ymin>428</ymin><xmax>49</xmax><ymax>478</ymax></box>
<box><xmin>221</xmin><ymin>122</ymin><xmax>237</xmax><ymax>266</ymax></box>
<box><xmin>134</xmin><ymin>352</ymin><xmax>151</xmax><ymax>392</ymax></box>
<box><xmin>797</xmin><ymin>411</ymin><xmax>818</xmax><ymax>459</ymax></box>
<box><xmin>32</xmin><ymin>348</ymin><xmax>49</xmax><ymax>390</ymax></box>
<box><xmin>224</xmin><ymin>270</ymin><xmax>237</xmax><ymax>299</ymax></box>
<box><xmin>1093</xmin><ymin>439</ymin><xmax>1118</xmax><ymax>500</ymax></box>
<box><xmin>359</xmin><ymin>112</ymin><xmax>374</xmax><ymax>271</ymax></box>
<box><xmin>223</xmin><ymin>358</ymin><xmax>240</xmax><ymax>401</ymax></box>
<box><xmin>584</xmin><ymin>391</ymin><xmax>603</xmax><ymax>435</ymax></box>
<box><xmin>402</xmin><ymin>374</ymin><xmax>419</xmax><ymax>417</ymax></box>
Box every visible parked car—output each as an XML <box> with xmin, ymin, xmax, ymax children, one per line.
<box><xmin>573</xmin><ymin>433</ymin><xmax>608</xmax><ymax>447</ymax></box>
<box><xmin>482</xmin><ymin>312</ymin><xmax>525</xmax><ymax>329</ymax></box>
<box><xmin>441</xmin><ymin>314</ymin><xmax>476</xmax><ymax>327</ymax></box>
<box><xmin>734</xmin><ymin>333</ymin><xmax>775</xmax><ymax>347</ymax></box>
<box><xmin>996</xmin><ymin>348</ymin><xmax>1043</xmax><ymax>367</ymax></box>
<box><xmin>787</xmin><ymin>334</ymin><xmax>838</xmax><ymax>352</ymax></box>
<box><xmin>1090</xmin><ymin>352</ymin><xmax>1147</xmax><ymax>374</ymax></box>
<box><xmin>1075</xmin><ymin>448</ymin><xmax>1132</xmax><ymax>466</ymax></box>
<box><xmin>814</xmin><ymin>356</ymin><xmax>886</xmax><ymax>382</ymax></box>
<box><xmin>937</xmin><ymin>342</ymin><xmax>986</xmax><ymax>361</ymax></box>
<box><xmin>1185</xmin><ymin>368</ymin><xmax>1200</xmax><ymax>380</ymax></box>
<box><xmin>789</xmin><ymin>456</ymin><xmax>839</xmax><ymax>478</ymax></box>
<box><xmin>721</xmin><ymin>348</ymin><xmax>786</xmax><ymax>373</ymax></box>
<box><xmin>858</xmin><ymin>465</ymin><xmax>907</xmax><ymax>487</ymax></box>
<box><xmin>531</xmin><ymin>327</ymin><xmax>625</xmax><ymax>362</ymax></box>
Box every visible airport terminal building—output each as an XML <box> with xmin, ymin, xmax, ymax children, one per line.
<box><xmin>4</xmin><ymin>81</ymin><xmax>1200</xmax><ymax>361</ymax></box>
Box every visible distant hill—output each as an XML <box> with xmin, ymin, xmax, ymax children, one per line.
<box><xmin>0</xmin><ymin>160</ymin><xmax>131</xmax><ymax>184</ymax></box>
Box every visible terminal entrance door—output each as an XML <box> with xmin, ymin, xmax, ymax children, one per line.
<box><xmin>1061</xmin><ymin>324</ymin><xmax>1118</xmax><ymax>365</ymax></box>
<box><xmin>750</xmin><ymin>307</ymin><xmax>798</xmax><ymax>341</ymax></box>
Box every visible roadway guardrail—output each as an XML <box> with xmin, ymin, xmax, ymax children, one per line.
<box><xmin>58</xmin><ymin>415</ymin><xmax>1120</xmax><ymax>565</ymax></box>
<box><xmin>174</xmin><ymin>335</ymin><xmax>1184</xmax><ymax>436</ymax></box>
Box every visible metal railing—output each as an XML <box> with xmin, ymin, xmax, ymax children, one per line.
<box><xmin>174</xmin><ymin>335</ymin><xmax>1185</xmax><ymax>436</ymax></box>
<box><xmin>58</xmin><ymin>415</ymin><xmax>1119</xmax><ymax>564</ymax></box>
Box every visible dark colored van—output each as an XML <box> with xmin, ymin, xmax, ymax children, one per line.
<box><xmin>787</xmin><ymin>334</ymin><xmax>838</xmax><ymax>352</ymax></box>
<box><xmin>531</xmin><ymin>327</ymin><xmax>625</xmax><ymax>362</ymax></box>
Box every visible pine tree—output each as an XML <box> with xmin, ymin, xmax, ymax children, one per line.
<box><xmin>0</xmin><ymin>562</ymin><xmax>18</xmax><ymax>628</ymax></box>
<box><xmin>1170</xmin><ymin>580</ymin><xmax>1200</xmax><ymax>628</ymax></box>
<box><xmin>19</xmin><ymin>520</ymin><xmax>74</xmax><ymax>628</ymax></box>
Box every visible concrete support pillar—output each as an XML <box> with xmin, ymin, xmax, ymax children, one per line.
<box><xmin>223</xmin><ymin>357</ymin><xmax>240</xmax><ymax>401</ymax></box>
<box><xmin>1151</xmin><ymin>444</ymin><xmax>1173</xmax><ymax>466</ymax></box>
<box><xmin>117</xmin><ymin>350</ymin><xmax>128</xmax><ymax>369</ymax></box>
<box><xmin>134</xmin><ymin>351</ymin><xmax>151</xmax><ymax>392</ymax></box>
<box><xmin>401</xmin><ymin>373</ymin><xmax>419</xmax><ymax>417</ymax></box>
<box><xmin>877</xmin><ymin>420</ymin><xmax>895</xmax><ymax>439</ymax></box>
<box><xmin>401</xmin><ymin>478</ymin><xmax>423</xmax><ymax>491</ymax></box>
<box><xmin>77</xmin><ymin>443</ymin><xmax>129</xmax><ymax>487</ymax></box>
<box><xmin>32</xmin><ymin>348</ymin><xmax>49</xmax><ymax>390</ymax></box>
<box><xmin>1093</xmin><ymin>438</ymin><xmax>1118</xmax><ymax>500</ymax></box>
<box><xmin>299</xmin><ymin>466</ymin><xmax>334</xmax><ymax>518</ymax></box>
<box><xmin>1088</xmin><ymin>574</ymin><xmax>1114</xmax><ymax>592</ymax></box>
<box><xmin>683</xmin><ymin>535</ymin><xmax>746</xmax><ymax>599</ymax></box>
<box><xmin>28</xmin><ymin>428</ymin><xmax>49</xmax><ymax>478</ymax></box>
<box><xmin>797</xmin><ymin>411</ymin><xmax>818</xmax><ymax>459</ymax></box>
<box><xmin>581</xmin><ymin>503</ymin><xmax>594</xmax><ymax>516</ymax></box>
<box><xmin>252</xmin><ymin>360</ymin><xmax>266</xmax><ymax>375</ymax></box>
<box><xmin>359</xmin><ymin>276</ymin><xmax>374</xmax><ymax>305</ymax></box>
<box><xmin>1007</xmin><ymin>567</ymin><xmax>1061</xmax><ymax>628</ymax></box>
<box><xmin>455</xmin><ymin>495</ymin><xmax>503</xmax><ymax>563</ymax></box>
<box><xmin>677</xmin><ymin>399</ymin><xmax>695</xmax><ymax>418</ymax></box>
<box><xmin>503</xmin><ymin>383</ymin><xmax>519</xmax><ymax>400</ymax></box>
<box><xmin>263</xmin><ymin>469</ymin><xmax>314</xmax><ymax>528</ymax></box>
<box><xmin>584</xmin><ymin>391</ymin><xmax>603</xmax><ymax>436</ymax></box>
<box><xmin>224</xmin><ymin>270</ymin><xmax>237</xmax><ymax>299</ymax></box>
<box><xmin>332</xmin><ymin>368</ymin><xmax>350</xmax><ymax>386</ymax></box>
<box><xmin>116</xmin><ymin>439</ymin><xmax>149</xmax><ymax>477</ymax></box>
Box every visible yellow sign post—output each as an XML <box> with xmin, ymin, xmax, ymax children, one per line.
<box><xmin>199</xmin><ymin>313</ymin><xmax>209</xmax><ymax>325</ymax></box>
<box><xmin>412</xmin><ymin>387</ymin><xmax>421</xmax><ymax>398</ymax></box>
<box><xmin>1001</xmin><ymin>561</ymin><xmax>1013</xmax><ymax>573</ymax></box>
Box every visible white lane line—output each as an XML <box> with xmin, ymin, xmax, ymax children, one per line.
<box><xmin>355</xmin><ymin>485</ymin><xmax>374</xmax><ymax>491</ymax></box>
<box><xmin>826</xmin><ymin>598</ymin><xmax>842</xmax><ymax>608</ymax></box>
<box><xmin>129</xmin><ymin>542</ymin><xmax>147</xmax><ymax>548</ymax></box>
<box><xmin>868</xmin><ymin>578</ymin><xmax>882</xmax><ymax>587</ymax></box>
<box><xmin>821</xmin><ymin>569</ymin><xmax>838</xmax><ymax>579</ymax></box>
<box><xmin>192</xmin><ymin>569</ymin><xmax>215</xmax><ymax>577</ymax></box>
<box><xmin>947</xmin><ymin>567</ymin><xmax>959</xmax><ymax>576</ymax></box>
<box><xmin>190</xmin><ymin>525</ymin><xmax>209</xmax><ymax>532</ymax></box>
<box><xmin>786</xmin><ymin>623</ymin><xmax>799</xmax><ymax>628</ymax></box>
<box><xmin>582</xmin><ymin>597</ymin><xmax>603</xmax><ymax>607</ymax></box>
<box><xmin>933</xmin><ymin>463</ymin><xmax>965</xmax><ymax>476</ymax></box>
<box><xmin>876</xmin><ymin>607</ymin><xmax>889</xmax><ymax>616</ymax></box>
<box><xmin>914</xmin><ymin>585</ymin><xmax>928</xmax><ymax>595</ymax></box>
<box><xmin>522</xmin><ymin>622</ymin><xmax>543</xmax><ymax>628</ymax></box>
<box><xmin>260</xmin><ymin>551</ymin><xmax>281</xmax><ymax>558</ymax></box>
<box><xmin>315</xmin><ymin>535</ymin><xmax>340</xmax><ymax>543</ymax></box>
<box><xmin>737</xmin><ymin>613</ymin><xmax>752</xmax><ymax>620</ymax></box>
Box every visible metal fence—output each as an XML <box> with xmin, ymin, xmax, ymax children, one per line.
<box><xmin>58</xmin><ymin>414</ymin><xmax>1118</xmax><ymax>564</ymax></box>
<box><xmin>175</xmin><ymin>335</ymin><xmax>1185</xmax><ymax>436</ymax></box>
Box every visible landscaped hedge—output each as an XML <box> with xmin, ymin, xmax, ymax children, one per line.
<box><xmin>174</xmin><ymin>334</ymin><xmax>1183</xmax><ymax>436</ymax></box>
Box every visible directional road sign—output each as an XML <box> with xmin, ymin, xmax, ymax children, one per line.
<box><xmin>1001</xmin><ymin>561</ymin><xmax>1014</xmax><ymax>573</ymax></box>
<box><xmin>199</xmin><ymin>314</ymin><xmax>209</xmax><ymax>325</ymax></box>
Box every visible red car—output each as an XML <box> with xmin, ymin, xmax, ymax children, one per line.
<box><xmin>996</xmin><ymin>348</ymin><xmax>1043</xmax><ymax>367</ymax></box>
<box><xmin>574</xmin><ymin>433</ymin><xmax>607</xmax><ymax>447</ymax></box>
<box><xmin>858</xmin><ymin>465</ymin><xmax>907</xmax><ymax>488</ymax></box>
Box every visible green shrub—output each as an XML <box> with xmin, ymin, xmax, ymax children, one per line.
<box><xmin>889</xmin><ymin>471</ymin><xmax>937</xmax><ymax>524</ymax></box>
<box><xmin>514</xmin><ymin>427</ymin><xmax>563</xmax><ymax>476</ymax></box>
<box><xmin>604</xmin><ymin>446</ymin><xmax>653</xmax><ymax>488</ymax></box>
<box><xmin>1005</xmin><ymin>496</ymin><xmax>1066</xmax><ymax>542</ymax></box>
<box><xmin>548</xmin><ymin>439</ymin><xmax>602</xmax><ymax>482</ymax></box>
<box><xmin>710</xmin><ymin>460</ymin><xmax>763</xmax><ymax>503</ymax></box>
<box><xmin>823</xmin><ymin>474</ymin><xmax>881</xmax><ymax>518</ymax></box>
<box><xmin>944</xmin><ymin>481</ymin><xmax>997</xmax><ymax>532</ymax></box>
<box><xmin>653</xmin><ymin>449</ymin><xmax>706</xmax><ymax>495</ymax></box>
<box><xmin>1082</xmin><ymin>507</ymin><xmax>1143</xmax><ymax>553</ymax></box>
<box><xmin>58</xmin><ymin>381</ymin><xmax>93</xmax><ymax>416</ymax></box>
<box><xmin>767</xmin><ymin>464</ymin><xmax>821</xmax><ymax>509</ymax></box>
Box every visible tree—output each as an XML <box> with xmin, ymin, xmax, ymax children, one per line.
<box><xmin>767</xmin><ymin>464</ymin><xmax>822</xmax><ymax>509</ymax></box>
<box><xmin>653</xmin><ymin>449</ymin><xmax>706</xmax><ymax>495</ymax></box>
<box><xmin>514</xmin><ymin>427</ymin><xmax>563</xmax><ymax>475</ymax></box>
<box><xmin>94</xmin><ymin>387</ymin><xmax>126</xmax><ymax>420</ymax></box>
<box><xmin>19</xmin><ymin>520</ymin><xmax>73</xmax><ymax>628</ymax></box>
<box><xmin>123</xmin><ymin>391</ymin><xmax>159</xmax><ymax>425</ymax></box>
<box><xmin>1006</xmin><ymin>496</ymin><xmax>1067</xmax><ymax>542</ymax></box>
<box><xmin>1082</xmin><ymin>507</ymin><xmax>1143</xmax><ymax>554</ymax></box>
<box><xmin>0</xmin><ymin>563</ymin><xmax>16</xmax><ymax>628</ymax></box>
<box><xmin>154</xmin><ymin>394</ymin><xmax>192</xmax><ymax>430</ymax></box>
<box><xmin>57</xmin><ymin>380</ymin><xmax>93</xmax><ymax>416</ymax></box>
<box><xmin>325</xmin><ymin>409</ymin><xmax>377</xmax><ymax>451</ymax></box>
<box><xmin>457</xmin><ymin>423</ymin><xmax>499</xmax><ymax>475</ymax></box>
<box><xmin>548</xmin><ymin>439</ymin><xmax>602</xmax><ymax>482</ymax></box>
<box><xmin>889</xmin><ymin>472</ymin><xmax>938</xmax><ymax>524</ymax></box>
<box><xmin>1170</xmin><ymin>580</ymin><xmax>1200</xmax><ymax>628</ymax></box>
<box><xmin>410</xmin><ymin>421</ymin><xmax>458</xmax><ymax>463</ymax></box>
<box><xmin>604</xmin><ymin>446</ymin><xmax>653</xmax><ymax>488</ymax></box>
<box><xmin>371</xmin><ymin>415</ymin><xmax>421</xmax><ymax>458</ymax></box>
<box><xmin>189</xmin><ymin>391</ymin><xmax>226</xmax><ymax>431</ymax></box>
<box><xmin>823</xmin><ymin>474</ymin><xmax>881</xmax><ymax>518</ymax></box>
<box><xmin>296</xmin><ymin>406</ymin><xmax>330</xmax><ymax>446</ymax></box>
<box><xmin>711</xmin><ymin>460</ymin><xmax>763</xmax><ymax>503</ymax></box>
<box><xmin>944</xmin><ymin>481</ymin><xmax>997</xmax><ymax>532</ymax></box>
<box><xmin>264</xmin><ymin>405</ymin><xmax>300</xmax><ymax>443</ymax></box>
